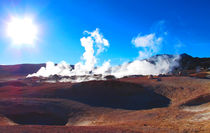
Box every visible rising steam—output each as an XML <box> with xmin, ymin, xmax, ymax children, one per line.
<box><xmin>132</xmin><ymin>33</ymin><xmax>162</xmax><ymax>59</ymax></box>
<box><xmin>27</xmin><ymin>28</ymin><xmax>180</xmax><ymax>82</ymax></box>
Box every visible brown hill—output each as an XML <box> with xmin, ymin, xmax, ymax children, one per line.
<box><xmin>0</xmin><ymin>76</ymin><xmax>209</xmax><ymax>132</ymax></box>
<box><xmin>0</xmin><ymin>64</ymin><xmax>45</xmax><ymax>76</ymax></box>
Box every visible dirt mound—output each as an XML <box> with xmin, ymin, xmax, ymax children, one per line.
<box><xmin>190</xmin><ymin>72</ymin><xmax>210</xmax><ymax>79</ymax></box>
<box><xmin>182</xmin><ymin>94</ymin><xmax>210</xmax><ymax>106</ymax></box>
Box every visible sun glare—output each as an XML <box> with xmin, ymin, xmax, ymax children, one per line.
<box><xmin>7</xmin><ymin>17</ymin><xmax>38</xmax><ymax>46</ymax></box>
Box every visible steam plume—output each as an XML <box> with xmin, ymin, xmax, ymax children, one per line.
<box><xmin>132</xmin><ymin>33</ymin><xmax>162</xmax><ymax>59</ymax></box>
<box><xmin>27</xmin><ymin>28</ymin><xmax>180</xmax><ymax>82</ymax></box>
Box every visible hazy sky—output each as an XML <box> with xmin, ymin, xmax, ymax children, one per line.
<box><xmin>0</xmin><ymin>0</ymin><xmax>209</xmax><ymax>65</ymax></box>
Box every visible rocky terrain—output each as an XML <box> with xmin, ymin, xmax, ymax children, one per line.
<box><xmin>0</xmin><ymin>54</ymin><xmax>209</xmax><ymax>133</ymax></box>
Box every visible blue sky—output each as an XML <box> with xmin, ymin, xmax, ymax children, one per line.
<box><xmin>0</xmin><ymin>0</ymin><xmax>210</xmax><ymax>65</ymax></box>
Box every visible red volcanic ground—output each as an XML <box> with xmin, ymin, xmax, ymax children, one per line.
<box><xmin>0</xmin><ymin>64</ymin><xmax>209</xmax><ymax>133</ymax></box>
<box><xmin>0</xmin><ymin>125</ymin><xmax>137</xmax><ymax>133</ymax></box>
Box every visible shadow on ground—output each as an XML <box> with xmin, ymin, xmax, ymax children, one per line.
<box><xmin>50</xmin><ymin>80</ymin><xmax>171</xmax><ymax>110</ymax></box>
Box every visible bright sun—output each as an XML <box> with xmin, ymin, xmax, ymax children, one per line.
<box><xmin>7</xmin><ymin>17</ymin><xmax>38</xmax><ymax>45</ymax></box>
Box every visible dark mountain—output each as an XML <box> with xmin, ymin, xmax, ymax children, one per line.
<box><xmin>179</xmin><ymin>53</ymin><xmax>210</xmax><ymax>70</ymax></box>
<box><xmin>147</xmin><ymin>53</ymin><xmax>210</xmax><ymax>71</ymax></box>
<box><xmin>0</xmin><ymin>64</ymin><xmax>45</xmax><ymax>76</ymax></box>
<box><xmin>0</xmin><ymin>54</ymin><xmax>209</xmax><ymax>77</ymax></box>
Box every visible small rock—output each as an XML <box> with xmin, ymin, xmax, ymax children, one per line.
<box><xmin>148</xmin><ymin>75</ymin><xmax>153</xmax><ymax>79</ymax></box>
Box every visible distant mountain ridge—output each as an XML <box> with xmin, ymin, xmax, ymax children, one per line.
<box><xmin>147</xmin><ymin>53</ymin><xmax>210</xmax><ymax>70</ymax></box>
<box><xmin>0</xmin><ymin>64</ymin><xmax>45</xmax><ymax>76</ymax></box>
<box><xmin>0</xmin><ymin>54</ymin><xmax>209</xmax><ymax>76</ymax></box>
<box><xmin>179</xmin><ymin>53</ymin><xmax>210</xmax><ymax>70</ymax></box>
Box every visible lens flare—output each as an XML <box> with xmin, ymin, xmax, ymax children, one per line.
<box><xmin>7</xmin><ymin>17</ymin><xmax>38</xmax><ymax>46</ymax></box>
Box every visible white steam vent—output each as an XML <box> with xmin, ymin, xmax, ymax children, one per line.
<box><xmin>27</xmin><ymin>28</ymin><xmax>180</xmax><ymax>82</ymax></box>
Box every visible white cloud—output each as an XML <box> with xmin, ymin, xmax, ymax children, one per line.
<box><xmin>132</xmin><ymin>33</ymin><xmax>162</xmax><ymax>59</ymax></box>
<box><xmin>132</xmin><ymin>33</ymin><xmax>155</xmax><ymax>47</ymax></box>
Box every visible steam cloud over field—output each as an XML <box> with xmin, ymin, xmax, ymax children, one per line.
<box><xmin>27</xmin><ymin>28</ymin><xmax>180</xmax><ymax>82</ymax></box>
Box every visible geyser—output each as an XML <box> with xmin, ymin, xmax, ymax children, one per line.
<box><xmin>27</xmin><ymin>28</ymin><xmax>180</xmax><ymax>82</ymax></box>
